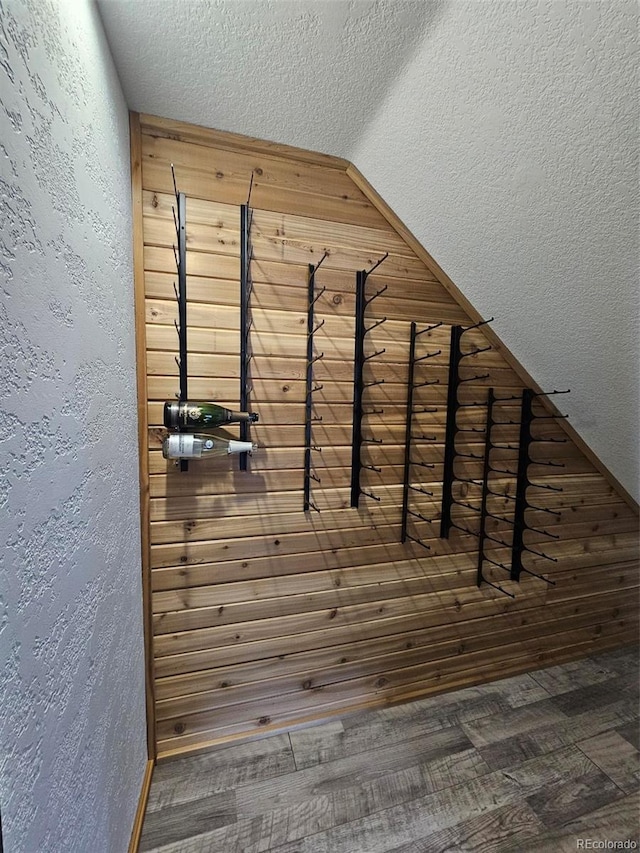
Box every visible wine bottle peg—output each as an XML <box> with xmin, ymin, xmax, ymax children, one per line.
<box><xmin>410</xmin><ymin>460</ymin><xmax>435</xmax><ymax>469</ymax></box>
<box><xmin>246</xmin><ymin>170</ymin><xmax>254</xmax><ymax>206</ymax></box>
<box><xmin>364</xmin><ymin>379</ymin><xmax>385</xmax><ymax>389</ymax></box>
<box><xmin>404</xmin><ymin>533</ymin><xmax>431</xmax><ymax>551</ymax></box>
<box><xmin>363</xmin><ymin>347</ymin><xmax>386</xmax><ymax>362</ymax></box>
<box><xmin>452</xmin><ymin>499</ymin><xmax>482</xmax><ymax>513</ymax></box>
<box><xmin>309</xmin><ymin>473</ymin><xmax>321</xmax><ymax>484</ymax></box>
<box><xmin>481</xmin><ymin>578</ymin><xmax>515</xmax><ymax>598</ymax></box>
<box><xmin>407</xmin><ymin>510</ymin><xmax>434</xmax><ymax>523</ymax></box>
<box><xmin>485</xmin><ymin>510</ymin><xmax>514</xmax><ymax>525</ymax></box>
<box><xmin>416</xmin><ymin>321</ymin><xmax>443</xmax><ymax>336</ymax></box>
<box><xmin>363</xmin><ymin>407</ymin><xmax>384</xmax><ymax>415</ymax></box>
<box><xmin>522</xmin><ymin>545</ymin><xmax>557</xmax><ymax>562</ymax></box>
<box><xmin>170</xmin><ymin>162</ymin><xmax>178</xmax><ymax>198</ymax></box>
<box><xmin>531</xmin><ymin>460</ymin><xmax>565</xmax><ymax>468</ymax></box>
<box><xmin>455</xmin><ymin>451</ymin><xmax>484</xmax><ymax>460</ymax></box>
<box><xmin>483</xmin><ymin>556</ymin><xmax>511</xmax><ymax>572</ymax></box>
<box><xmin>457</xmin><ymin>477</ymin><xmax>484</xmax><ymax>487</ymax></box>
<box><xmin>532</xmin><ymin>437</ymin><xmax>568</xmax><ymax>444</ymax></box>
<box><xmin>525</xmin><ymin>503</ymin><xmax>561</xmax><ymax>518</ymax></box>
<box><xmin>364</xmin><ymin>285</ymin><xmax>388</xmax><ymax>307</ymax></box>
<box><xmin>360</xmin><ymin>489</ymin><xmax>381</xmax><ymax>502</ymax></box>
<box><xmin>362</xmin><ymin>436</ymin><xmax>383</xmax><ymax>444</ymax></box>
<box><xmin>461</xmin><ymin>316</ymin><xmax>494</xmax><ymax>333</ymax></box>
<box><xmin>490</xmin><ymin>466</ymin><xmax>517</xmax><ymax>476</ymax></box>
<box><xmin>414</xmin><ymin>349</ymin><xmax>441</xmax><ymax>361</ymax></box>
<box><xmin>484</xmin><ymin>532</ymin><xmax>512</xmax><ymax>548</ymax></box>
<box><xmin>364</xmin><ymin>317</ymin><xmax>387</xmax><ymax>334</ymax></box>
<box><xmin>531</xmin><ymin>389</ymin><xmax>570</xmax><ymax>398</ymax></box>
<box><xmin>365</xmin><ymin>252</ymin><xmax>389</xmax><ymax>276</ymax></box>
<box><xmin>524</xmin><ymin>525</ymin><xmax>560</xmax><ymax>540</ymax></box>
<box><xmin>459</xmin><ymin>373</ymin><xmax>490</xmax><ymax>384</ymax></box>
<box><xmin>413</xmin><ymin>379</ymin><xmax>439</xmax><ymax>388</ymax></box>
<box><xmin>408</xmin><ymin>485</ymin><xmax>434</xmax><ymax>496</ymax></box>
<box><xmin>310</xmin><ymin>286</ymin><xmax>326</xmax><ymax>306</ymax></box>
<box><xmin>531</xmin><ymin>413</ymin><xmax>570</xmax><ymax>419</ymax></box>
<box><xmin>527</xmin><ymin>481</ymin><xmax>563</xmax><ymax>492</ymax></box>
<box><xmin>450</xmin><ymin>522</ymin><xmax>480</xmax><ymax>537</ymax></box>
<box><xmin>363</xmin><ymin>464</ymin><xmax>382</xmax><ymax>473</ymax></box>
<box><xmin>460</xmin><ymin>345</ymin><xmax>491</xmax><ymax>359</ymax></box>
<box><xmin>311</xmin><ymin>252</ymin><xmax>328</xmax><ymax>274</ymax></box>
<box><xmin>411</xmin><ymin>434</ymin><xmax>437</xmax><ymax>442</ymax></box>
<box><xmin>518</xmin><ymin>566</ymin><xmax>556</xmax><ymax>585</ymax></box>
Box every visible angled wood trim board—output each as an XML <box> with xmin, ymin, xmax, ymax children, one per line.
<box><xmin>131</xmin><ymin>112</ymin><xmax>639</xmax><ymax>760</ymax></box>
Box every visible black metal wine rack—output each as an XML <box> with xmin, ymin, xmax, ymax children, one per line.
<box><xmin>400</xmin><ymin>320</ymin><xmax>443</xmax><ymax>552</ymax></box>
<box><xmin>239</xmin><ymin>176</ymin><xmax>255</xmax><ymax>471</ymax></box>
<box><xmin>350</xmin><ymin>254</ymin><xmax>388</xmax><ymax>508</ymax></box>
<box><xmin>510</xmin><ymin>388</ymin><xmax>570</xmax><ymax>581</ymax></box>
<box><xmin>170</xmin><ymin>164</ymin><xmax>189</xmax><ymax>472</ymax></box>
<box><xmin>440</xmin><ymin>319</ymin><xmax>493</xmax><ymax>537</ymax></box>
<box><xmin>303</xmin><ymin>254</ymin><xmax>328</xmax><ymax>512</ymax></box>
<box><xmin>475</xmin><ymin>387</ymin><xmax>519</xmax><ymax>597</ymax></box>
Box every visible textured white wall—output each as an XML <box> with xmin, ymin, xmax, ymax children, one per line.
<box><xmin>352</xmin><ymin>0</ymin><xmax>639</xmax><ymax>500</ymax></box>
<box><xmin>0</xmin><ymin>1</ymin><xmax>147</xmax><ymax>851</ymax></box>
<box><xmin>97</xmin><ymin>0</ymin><xmax>441</xmax><ymax>156</ymax></box>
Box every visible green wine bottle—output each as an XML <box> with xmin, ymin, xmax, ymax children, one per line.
<box><xmin>162</xmin><ymin>433</ymin><xmax>257</xmax><ymax>459</ymax></box>
<box><xmin>164</xmin><ymin>401</ymin><xmax>259</xmax><ymax>430</ymax></box>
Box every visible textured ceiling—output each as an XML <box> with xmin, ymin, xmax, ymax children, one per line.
<box><xmin>96</xmin><ymin>0</ymin><xmax>638</xmax><ymax>500</ymax></box>
<box><xmin>96</xmin><ymin>0</ymin><xmax>440</xmax><ymax>157</ymax></box>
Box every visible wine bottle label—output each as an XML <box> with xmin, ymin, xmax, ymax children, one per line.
<box><xmin>167</xmin><ymin>434</ymin><xmax>196</xmax><ymax>457</ymax></box>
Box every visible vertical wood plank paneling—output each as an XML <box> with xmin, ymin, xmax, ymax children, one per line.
<box><xmin>134</xmin><ymin>114</ymin><xmax>639</xmax><ymax>760</ymax></box>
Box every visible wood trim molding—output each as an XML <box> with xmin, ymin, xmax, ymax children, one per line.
<box><xmin>346</xmin><ymin>163</ymin><xmax>639</xmax><ymax>514</ymax></box>
<box><xmin>130</xmin><ymin>110</ymin><xmax>158</xmax><ymax>760</ymax></box>
<box><xmin>127</xmin><ymin>759</ymin><xmax>154</xmax><ymax>853</ymax></box>
<box><xmin>139</xmin><ymin>113</ymin><xmax>351</xmax><ymax>171</ymax></box>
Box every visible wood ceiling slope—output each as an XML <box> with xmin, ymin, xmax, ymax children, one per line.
<box><xmin>132</xmin><ymin>112</ymin><xmax>639</xmax><ymax>760</ymax></box>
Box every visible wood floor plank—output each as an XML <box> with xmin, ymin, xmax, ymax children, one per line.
<box><xmin>492</xmin><ymin>792</ymin><xmax>640</xmax><ymax>852</ymax></box>
<box><xmin>576</xmin><ymin>730</ymin><xmax>640</xmax><ymax>794</ymax></box>
<box><xmin>385</xmin><ymin>801</ymin><xmax>545</xmax><ymax>853</ymax></box>
<box><xmin>526</xmin><ymin>769</ymin><xmax>624</xmax><ymax>829</ymax></box>
<box><xmin>139</xmin><ymin>791</ymin><xmax>237</xmax><ymax>851</ymax></box>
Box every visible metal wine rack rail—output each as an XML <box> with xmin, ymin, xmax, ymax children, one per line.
<box><xmin>510</xmin><ymin>388</ymin><xmax>570</xmax><ymax>581</ymax></box>
<box><xmin>440</xmin><ymin>319</ymin><xmax>494</xmax><ymax>538</ymax></box>
<box><xmin>350</xmin><ymin>253</ymin><xmax>389</xmax><ymax>508</ymax></box>
<box><xmin>170</xmin><ymin>164</ymin><xmax>189</xmax><ymax>472</ymax></box>
<box><xmin>239</xmin><ymin>175</ymin><xmax>255</xmax><ymax>471</ymax></box>
<box><xmin>400</xmin><ymin>320</ymin><xmax>444</xmax><ymax>552</ymax></box>
<box><xmin>303</xmin><ymin>253</ymin><xmax>328</xmax><ymax>512</ymax></box>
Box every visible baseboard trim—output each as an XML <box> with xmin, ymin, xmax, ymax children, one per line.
<box><xmin>128</xmin><ymin>759</ymin><xmax>154</xmax><ymax>853</ymax></box>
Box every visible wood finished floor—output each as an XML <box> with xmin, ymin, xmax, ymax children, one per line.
<box><xmin>140</xmin><ymin>646</ymin><xmax>640</xmax><ymax>853</ymax></box>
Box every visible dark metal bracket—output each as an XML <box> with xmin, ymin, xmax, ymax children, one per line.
<box><xmin>239</xmin><ymin>192</ymin><xmax>255</xmax><ymax>471</ymax></box>
<box><xmin>170</xmin><ymin>164</ymin><xmax>189</xmax><ymax>472</ymax></box>
<box><xmin>304</xmin><ymin>254</ymin><xmax>328</xmax><ymax>512</ymax></box>
<box><xmin>510</xmin><ymin>388</ymin><xmax>569</xmax><ymax>581</ymax></box>
<box><xmin>476</xmin><ymin>388</ymin><xmax>515</xmax><ymax>598</ymax></box>
<box><xmin>350</xmin><ymin>258</ymin><xmax>388</xmax><ymax>507</ymax></box>
<box><xmin>440</xmin><ymin>321</ymin><xmax>493</xmax><ymax>537</ymax></box>
<box><xmin>401</xmin><ymin>321</ymin><xmax>442</xmax><ymax>548</ymax></box>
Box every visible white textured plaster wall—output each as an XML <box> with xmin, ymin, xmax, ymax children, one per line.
<box><xmin>97</xmin><ymin>0</ymin><xmax>442</xmax><ymax>156</ymax></box>
<box><xmin>0</xmin><ymin>1</ymin><xmax>147</xmax><ymax>851</ymax></box>
<box><xmin>353</xmin><ymin>0</ymin><xmax>639</xmax><ymax>500</ymax></box>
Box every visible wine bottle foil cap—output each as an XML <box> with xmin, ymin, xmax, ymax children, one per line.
<box><xmin>164</xmin><ymin>401</ymin><xmax>180</xmax><ymax>429</ymax></box>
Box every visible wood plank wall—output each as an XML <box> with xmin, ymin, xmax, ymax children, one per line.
<box><xmin>133</xmin><ymin>113</ymin><xmax>639</xmax><ymax>760</ymax></box>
